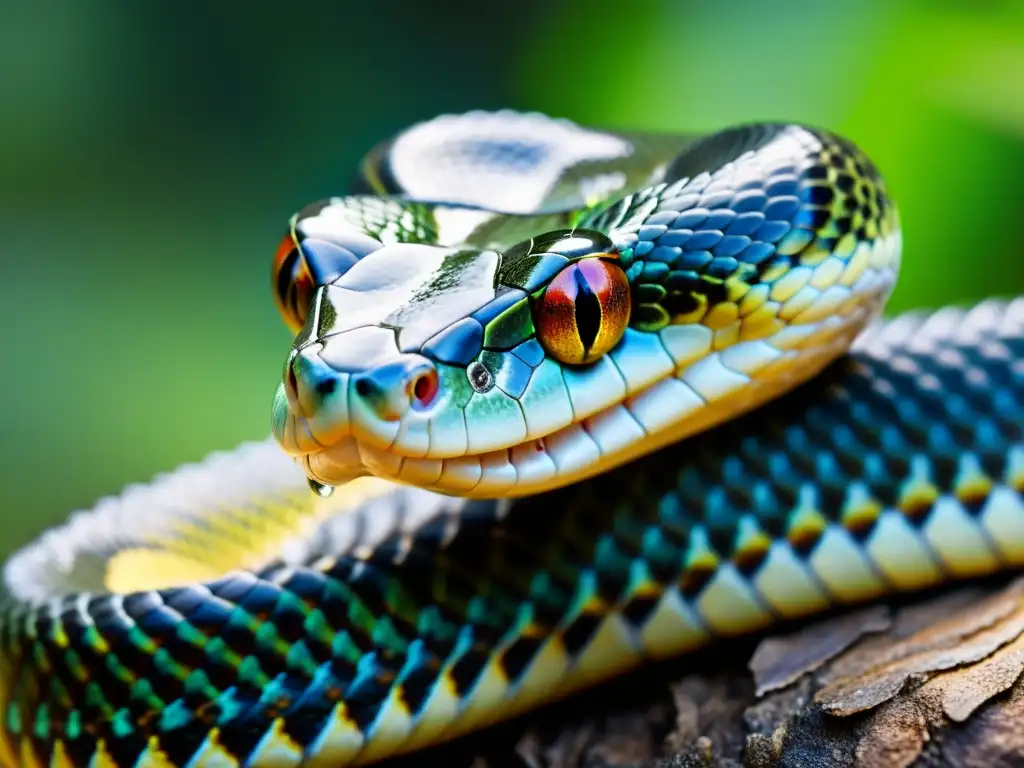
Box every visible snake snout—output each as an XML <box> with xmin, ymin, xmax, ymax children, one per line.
<box><xmin>285</xmin><ymin>347</ymin><xmax>343</xmax><ymax>417</ymax></box>
<box><xmin>351</xmin><ymin>355</ymin><xmax>439</xmax><ymax>422</ymax></box>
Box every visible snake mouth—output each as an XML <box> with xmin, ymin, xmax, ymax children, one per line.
<box><xmin>274</xmin><ymin>232</ymin><xmax>901</xmax><ymax>498</ymax></box>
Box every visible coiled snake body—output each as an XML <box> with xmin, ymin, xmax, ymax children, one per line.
<box><xmin>2</xmin><ymin>111</ymin><xmax>1022</xmax><ymax>767</ymax></box>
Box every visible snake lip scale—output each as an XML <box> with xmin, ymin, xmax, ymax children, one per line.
<box><xmin>1</xmin><ymin>110</ymin><xmax>1020</xmax><ymax>768</ymax></box>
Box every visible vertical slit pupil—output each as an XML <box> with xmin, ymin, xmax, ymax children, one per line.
<box><xmin>573</xmin><ymin>267</ymin><xmax>602</xmax><ymax>354</ymax></box>
<box><xmin>277</xmin><ymin>247</ymin><xmax>299</xmax><ymax>308</ymax></box>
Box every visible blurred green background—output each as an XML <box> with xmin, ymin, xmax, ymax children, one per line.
<box><xmin>2</xmin><ymin>1</ymin><xmax>1024</xmax><ymax>558</ymax></box>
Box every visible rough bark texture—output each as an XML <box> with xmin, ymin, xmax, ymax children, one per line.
<box><xmin>386</xmin><ymin>576</ymin><xmax>1024</xmax><ymax>768</ymax></box>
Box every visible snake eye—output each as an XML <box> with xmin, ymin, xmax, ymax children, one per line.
<box><xmin>272</xmin><ymin>225</ymin><xmax>366</xmax><ymax>333</ymax></box>
<box><xmin>532</xmin><ymin>256</ymin><xmax>631</xmax><ymax>365</ymax></box>
<box><xmin>272</xmin><ymin>232</ymin><xmax>316</xmax><ymax>333</ymax></box>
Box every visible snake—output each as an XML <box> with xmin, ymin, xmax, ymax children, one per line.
<box><xmin>2</xmin><ymin>110</ymin><xmax>1022</xmax><ymax>768</ymax></box>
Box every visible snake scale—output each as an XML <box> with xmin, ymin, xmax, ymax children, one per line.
<box><xmin>2</xmin><ymin>111</ymin><xmax>1023</xmax><ymax>767</ymax></box>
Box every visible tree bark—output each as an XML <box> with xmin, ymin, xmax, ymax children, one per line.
<box><xmin>390</xmin><ymin>576</ymin><xmax>1024</xmax><ymax>768</ymax></box>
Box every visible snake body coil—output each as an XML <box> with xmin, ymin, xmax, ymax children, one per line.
<box><xmin>1</xmin><ymin>112</ymin><xmax>1021</xmax><ymax>767</ymax></box>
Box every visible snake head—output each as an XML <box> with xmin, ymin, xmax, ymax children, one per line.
<box><xmin>273</xmin><ymin>125</ymin><xmax>903</xmax><ymax>498</ymax></box>
<box><xmin>273</xmin><ymin>229</ymin><xmax>639</xmax><ymax>493</ymax></box>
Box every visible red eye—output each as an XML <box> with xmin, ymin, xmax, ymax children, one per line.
<box><xmin>272</xmin><ymin>232</ymin><xmax>315</xmax><ymax>332</ymax></box>
<box><xmin>533</xmin><ymin>256</ymin><xmax>631</xmax><ymax>365</ymax></box>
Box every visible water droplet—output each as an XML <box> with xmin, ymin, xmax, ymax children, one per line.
<box><xmin>308</xmin><ymin>478</ymin><xmax>335</xmax><ymax>497</ymax></box>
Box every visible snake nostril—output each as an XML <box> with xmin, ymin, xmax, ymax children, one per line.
<box><xmin>316</xmin><ymin>377</ymin><xmax>338</xmax><ymax>396</ymax></box>
<box><xmin>350</xmin><ymin>357</ymin><xmax>439</xmax><ymax>421</ymax></box>
<box><xmin>354</xmin><ymin>378</ymin><xmax>372</xmax><ymax>398</ymax></box>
